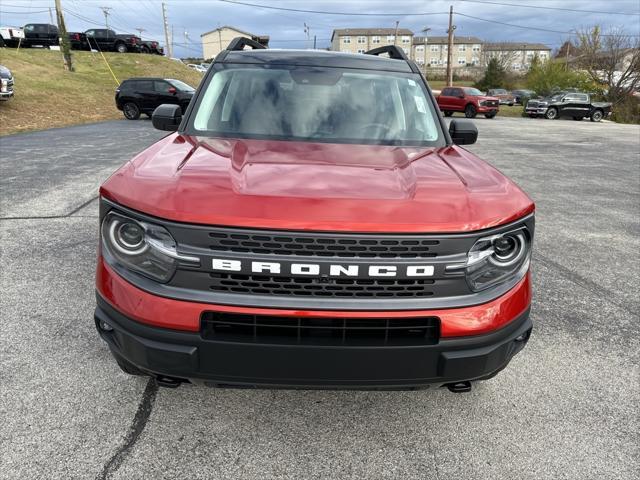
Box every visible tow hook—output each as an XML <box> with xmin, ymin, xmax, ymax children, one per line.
<box><xmin>446</xmin><ymin>381</ymin><xmax>472</xmax><ymax>393</ymax></box>
<box><xmin>155</xmin><ymin>376</ymin><xmax>182</xmax><ymax>388</ymax></box>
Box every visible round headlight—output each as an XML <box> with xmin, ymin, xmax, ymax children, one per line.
<box><xmin>108</xmin><ymin>219</ymin><xmax>147</xmax><ymax>255</ymax></box>
<box><xmin>490</xmin><ymin>233</ymin><xmax>525</xmax><ymax>267</ymax></box>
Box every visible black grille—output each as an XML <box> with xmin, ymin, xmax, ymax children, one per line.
<box><xmin>208</xmin><ymin>272</ymin><xmax>438</xmax><ymax>297</ymax></box>
<box><xmin>201</xmin><ymin>312</ymin><xmax>440</xmax><ymax>346</ymax></box>
<box><xmin>206</xmin><ymin>231</ymin><xmax>439</xmax><ymax>258</ymax></box>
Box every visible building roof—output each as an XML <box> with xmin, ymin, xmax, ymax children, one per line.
<box><xmin>413</xmin><ymin>36</ymin><xmax>482</xmax><ymax>45</ymax></box>
<box><xmin>201</xmin><ymin>25</ymin><xmax>259</xmax><ymax>38</ymax></box>
<box><xmin>331</xmin><ymin>28</ymin><xmax>414</xmax><ymax>41</ymax></box>
<box><xmin>484</xmin><ymin>42</ymin><xmax>551</xmax><ymax>51</ymax></box>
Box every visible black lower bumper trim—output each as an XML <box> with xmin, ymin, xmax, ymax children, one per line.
<box><xmin>95</xmin><ymin>295</ymin><xmax>532</xmax><ymax>389</ymax></box>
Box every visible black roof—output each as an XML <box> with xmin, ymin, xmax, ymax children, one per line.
<box><xmin>218</xmin><ymin>49</ymin><xmax>414</xmax><ymax>73</ymax></box>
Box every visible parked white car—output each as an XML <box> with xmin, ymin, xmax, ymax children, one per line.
<box><xmin>0</xmin><ymin>26</ymin><xmax>25</xmax><ymax>47</ymax></box>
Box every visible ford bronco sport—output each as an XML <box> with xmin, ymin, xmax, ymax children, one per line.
<box><xmin>95</xmin><ymin>39</ymin><xmax>535</xmax><ymax>391</ymax></box>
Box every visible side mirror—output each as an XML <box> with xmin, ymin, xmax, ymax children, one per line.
<box><xmin>152</xmin><ymin>104</ymin><xmax>182</xmax><ymax>131</ymax></box>
<box><xmin>168</xmin><ymin>87</ymin><xmax>177</xmax><ymax>94</ymax></box>
<box><xmin>449</xmin><ymin>119</ymin><xmax>478</xmax><ymax>145</ymax></box>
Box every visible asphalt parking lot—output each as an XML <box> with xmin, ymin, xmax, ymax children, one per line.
<box><xmin>1</xmin><ymin>116</ymin><xmax>638</xmax><ymax>480</ymax></box>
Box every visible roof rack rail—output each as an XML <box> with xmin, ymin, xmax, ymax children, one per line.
<box><xmin>364</xmin><ymin>45</ymin><xmax>409</xmax><ymax>61</ymax></box>
<box><xmin>226</xmin><ymin>36</ymin><xmax>267</xmax><ymax>51</ymax></box>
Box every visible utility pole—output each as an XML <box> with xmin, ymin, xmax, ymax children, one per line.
<box><xmin>304</xmin><ymin>23</ymin><xmax>311</xmax><ymax>49</ymax></box>
<box><xmin>446</xmin><ymin>5</ymin><xmax>456</xmax><ymax>86</ymax></box>
<box><xmin>161</xmin><ymin>2</ymin><xmax>172</xmax><ymax>58</ymax></box>
<box><xmin>54</xmin><ymin>0</ymin><xmax>73</xmax><ymax>71</ymax></box>
<box><xmin>99</xmin><ymin>6</ymin><xmax>112</xmax><ymax>29</ymax></box>
<box><xmin>135</xmin><ymin>28</ymin><xmax>146</xmax><ymax>39</ymax></box>
<box><xmin>422</xmin><ymin>27</ymin><xmax>431</xmax><ymax>75</ymax></box>
<box><xmin>313</xmin><ymin>35</ymin><xmax>317</xmax><ymax>50</ymax></box>
<box><xmin>394</xmin><ymin>20</ymin><xmax>399</xmax><ymax>47</ymax></box>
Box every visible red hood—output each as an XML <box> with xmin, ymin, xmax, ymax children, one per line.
<box><xmin>100</xmin><ymin>134</ymin><xmax>534</xmax><ymax>233</ymax></box>
<box><xmin>479</xmin><ymin>95</ymin><xmax>500</xmax><ymax>102</ymax></box>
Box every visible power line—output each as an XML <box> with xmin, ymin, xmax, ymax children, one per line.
<box><xmin>0</xmin><ymin>9</ymin><xmax>50</xmax><ymax>14</ymax></box>
<box><xmin>454</xmin><ymin>0</ymin><xmax>640</xmax><ymax>16</ymax></box>
<box><xmin>455</xmin><ymin>11</ymin><xmax>640</xmax><ymax>37</ymax></box>
<box><xmin>217</xmin><ymin>0</ymin><xmax>449</xmax><ymax>17</ymax></box>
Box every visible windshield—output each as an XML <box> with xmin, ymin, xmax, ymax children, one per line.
<box><xmin>190</xmin><ymin>65</ymin><xmax>444</xmax><ymax>146</ymax></box>
<box><xmin>168</xmin><ymin>79</ymin><xmax>194</xmax><ymax>92</ymax></box>
<box><xmin>463</xmin><ymin>88</ymin><xmax>484</xmax><ymax>96</ymax></box>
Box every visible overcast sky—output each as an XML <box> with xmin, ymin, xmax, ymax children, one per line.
<box><xmin>2</xmin><ymin>0</ymin><xmax>639</xmax><ymax>57</ymax></box>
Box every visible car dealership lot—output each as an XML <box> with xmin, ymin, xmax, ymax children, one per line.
<box><xmin>1</xmin><ymin>117</ymin><xmax>638</xmax><ymax>479</ymax></box>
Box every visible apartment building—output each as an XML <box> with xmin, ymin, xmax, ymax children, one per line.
<box><xmin>330</xmin><ymin>28</ymin><xmax>414</xmax><ymax>56</ymax></box>
<box><xmin>412</xmin><ymin>36</ymin><xmax>483</xmax><ymax>67</ymax></box>
<box><xmin>483</xmin><ymin>42</ymin><xmax>551</xmax><ymax>71</ymax></box>
<box><xmin>201</xmin><ymin>26</ymin><xmax>269</xmax><ymax>60</ymax></box>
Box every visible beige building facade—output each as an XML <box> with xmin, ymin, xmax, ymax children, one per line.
<box><xmin>201</xmin><ymin>26</ymin><xmax>268</xmax><ymax>60</ymax></box>
<box><xmin>483</xmin><ymin>42</ymin><xmax>551</xmax><ymax>71</ymax></box>
<box><xmin>412</xmin><ymin>36</ymin><xmax>483</xmax><ymax>67</ymax></box>
<box><xmin>330</xmin><ymin>28</ymin><xmax>414</xmax><ymax>57</ymax></box>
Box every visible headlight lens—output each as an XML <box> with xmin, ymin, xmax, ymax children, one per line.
<box><xmin>101</xmin><ymin>212</ymin><xmax>180</xmax><ymax>282</ymax></box>
<box><xmin>465</xmin><ymin>227</ymin><xmax>531</xmax><ymax>292</ymax></box>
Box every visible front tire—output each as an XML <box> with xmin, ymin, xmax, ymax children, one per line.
<box><xmin>484</xmin><ymin>112</ymin><xmax>497</xmax><ymax>119</ymax></box>
<box><xmin>464</xmin><ymin>104</ymin><xmax>477</xmax><ymax>118</ymax></box>
<box><xmin>116</xmin><ymin>43</ymin><xmax>127</xmax><ymax>53</ymax></box>
<box><xmin>590</xmin><ymin>110</ymin><xmax>603</xmax><ymax>122</ymax></box>
<box><xmin>545</xmin><ymin>107</ymin><xmax>558</xmax><ymax>120</ymax></box>
<box><xmin>122</xmin><ymin>102</ymin><xmax>140</xmax><ymax>120</ymax></box>
<box><xmin>443</xmin><ymin>111</ymin><xmax>453</xmax><ymax>117</ymax></box>
<box><xmin>140</xmin><ymin>45</ymin><xmax>150</xmax><ymax>54</ymax></box>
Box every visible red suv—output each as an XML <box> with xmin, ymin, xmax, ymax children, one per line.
<box><xmin>95</xmin><ymin>40</ymin><xmax>534</xmax><ymax>391</ymax></box>
<box><xmin>437</xmin><ymin>87</ymin><xmax>500</xmax><ymax>118</ymax></box>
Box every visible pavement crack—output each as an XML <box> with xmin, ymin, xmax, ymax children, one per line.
<box><xmin>0</xmin><ymin>195</ymin><xmax>99</xmax><ymax>221</ymax></box>
<box><xmin>97</xmin><ymin>378</ymin><xmax>159</xmax><ymax>480</ymax></box>
<box><xmin>535</xmin><ymin>252</ymin><xmax>637</xmax><ymax>315</ymax></box>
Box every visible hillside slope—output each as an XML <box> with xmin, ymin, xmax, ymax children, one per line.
<box><xmin>0</xmin><ymin>49</ymin><xmax>203</xmax><ymax>135</ymax></box>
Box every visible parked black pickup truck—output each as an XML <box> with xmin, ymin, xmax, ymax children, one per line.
<box><xmin>80</xmin><ymin>28</ymin><xmax>141</xmax><ymax>53</ymax></box>
<box><xmin>526</xmin><ymin>91</ymin><xmax>612</xmax><ymax>122</ymax></box>
<box><xmin>22</xmin><ymin>23</ymin><xmax>59</xmax><ymax>48</ymax></box>
<box><xmin>69</xmin><ymin>31</ymin><xmax>90</xmax><ymax>51</ymax></box>
<box><xmin>139</xmin><ymin>40</ymin><xmax>164</xmax><ymax>55</ymax></box>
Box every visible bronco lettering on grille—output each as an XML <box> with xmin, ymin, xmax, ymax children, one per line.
<box><xmin>211</xmin><ymin>259</ymin><xmax>435</xmax><ymax>277</ymax></box>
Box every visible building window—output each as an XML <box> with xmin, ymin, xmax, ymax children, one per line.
<box><xmin>458</xmin><ymin>57</ymin><xmax>467</xmax><ymax>65</ymax></box>
<box><xmin>401</xmin><ymin>35</ymin><xmax>410</xmax><ymax>44</ymax></box>
<box><xmin>471</xmin><ymin>57</ymin><xmax>479</xmax><ymax>65</ymax></box>
<box><xmin>415</xmin><ymin>45</ymin><xmax>424</xmax><ymax>51</ymax></box>
<box><xmin>472</xmin><ymin>44</ymin><xmax>481</xmax><ymax>52</ymax></box>
<box><xmin>540</xmin><ymin>52</ymin><xmax>548</xmax><ymax>58</ymax></box>
<box><xmin>458</xmin><ymin>45</ymin><xmax>466</xmax><ymax>51</ymax></box>
<box><xmin>357</xmin><ymin>36</ymin><xmax>366</xmax><ymax>44</ymax></box>
<box><xmin>402</xmin><ymin>47</ymin><xmax>409</xmax><ymax>54</ymax></box>
<box><xmin>431</xmin><ymin>57</ymin><xmax>439</xmax><ymax>64</ymax></box>
<box><xmin>430</xmin><ymin>45</ymin><xmax>439</xmax><ymax>52</ymax></box>
<box><xmin>342</xmin><ymin>36</ymin><xmax>351</xmax><ymax>44</ymax></box>
<box><xmin>357</xmin><ymin>49</ymin><xmax>366</xmax><ymax>54</ymax></box>
<box><xmin>372</xmin><ymin>36</ymin><xmax>381</xmax><ymax>44</ymax></box>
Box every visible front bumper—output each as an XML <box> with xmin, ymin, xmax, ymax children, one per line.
<box><xmin>477</xmin><ymin>105</ymin><xmax>499</xmax><ymax>113</ymax></box>
<box><xmin>95</xmin><ymin>293</ymin><xmax>532</xmax><ymax>389</ymax></box>
<box><xmin>525</xmin><ymin>106</ymin><xmax>548</xmax><ymax>115</ymax></box>
<box><xmin>0</xmin><ymin>91</ymin><xmax>13</xmax><ymax>100</ymax></box>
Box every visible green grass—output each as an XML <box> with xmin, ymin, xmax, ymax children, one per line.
<box><xmin>0</xmin><ymin>48</ymin><xmax>203</xmax><ymax>135</ymax></box>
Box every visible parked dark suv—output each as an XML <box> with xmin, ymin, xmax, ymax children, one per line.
<box><xmin>22</xmin><ymin>23</ymin><xmax>58</xmax><ymax>48</ymax></box>
<box><xmin>115</xmin><ymin>77</ymin><xmax>195</xmax><ymax>119</ymax></box>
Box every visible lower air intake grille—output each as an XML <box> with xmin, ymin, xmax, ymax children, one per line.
<box><xmin>208</xmin><ymin>273</ymin><xmax>437</xmax><ymax>298</ymax></box>
<box><xmin>201</xmin><ymin>312</ymin><xmax>440</xmax><ymax>346</ymax></box>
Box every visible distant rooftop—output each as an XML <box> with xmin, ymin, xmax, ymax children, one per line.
<box><xmin>484</xmin><ymin>42</ymin><xmax>551</xmax><ymax>51</ymax></box>
<box><xmin>331</xmin><ymin>28</ymin><xmax>414</xmax><ymax>41</ymax></box>
<box><xmin>413</xmin><ymin>36</ymin><xmax>482</xmax><ymax>45</ymax></box>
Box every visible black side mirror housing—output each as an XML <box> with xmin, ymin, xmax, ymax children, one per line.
<box><xmin>152</xmin><ymin>104</ymin><xmax>182</xmax><ymax>131</ymax></box>
<box><xmin>449</xmin><ymin>119</ymin><xmax>478</xmax><ymax>145</ymax></box>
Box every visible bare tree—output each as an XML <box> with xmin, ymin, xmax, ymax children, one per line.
<box><xmin>481</xmin><ymin>42</ymin><xmax>520</xmax><ymax>71</ymax></box>
<box><xmin>576</xmin><ymin>26</ymin><xmax>639</xmax><ymax>101</ymax></box>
